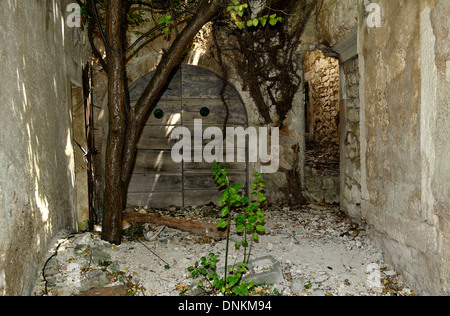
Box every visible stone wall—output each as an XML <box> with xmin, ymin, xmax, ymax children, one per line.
<box><xmin>0</xmin><ymin>0</ymin><xmax>87</xmax><ymax>295</ymax></box>
<box><xmin>303</xmin><ymin>167</ymin><xmax>339</xmax><ymax>205</ymax></box>
<box><xmin>340</xmin><ymin>57</ymin><xmax>361</xmax><ymax>220</ymax></box>
<box><xmin>304</xmin><ymin>50</ymin><xmax>340</xmax><ymax>152</ymax></box>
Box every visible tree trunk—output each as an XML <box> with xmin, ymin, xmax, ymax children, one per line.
<box><xmin>102</xmin><ymin>0</ymin><xmax>128</xmax><ymax>244</ymax></box>
<box><xmin>101</xmin><ymin>0</ymin><xmax>223</xmax><ymax>245</ymax></box>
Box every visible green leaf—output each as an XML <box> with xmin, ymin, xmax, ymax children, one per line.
<box><xmin>235</xmin><ymin>214</ymin><xmax>246</xmax><ymax>223</ymax></box>
<box><xmin>236</xmin><ymin>223</ymin><xmax>244</xmax><ymax>233</ymax></box>
<box><xmin>256</xmin><ymin>225</ymin><xmax>265</xmax><ymax>233</ymax></box>
<box><xmin>232</xmin><ymin>183</ymin><xmax>242</xmax><ymax>191</ymax></box>
<box><xmin>227</xmin><ymin>274</ymin><xmax>241</xmax><ymax>287</ymax></box>
<box><xmin>217</xmin><ymin>219</ymin><xmax>228</xmax><ymax>229</ymax></box>
<box><xmin>247</xmin><ymin>19</ymin><xmax>253</xmax><ymax>27</ymax></box>
<box><xmin>259</xmin><ymin>17</ymin><xmax>267</xmax><ymax>27</ymax></box>
<box><xmin>221</xmin><ymin>206</ymin><xmax>229</xmax><ymax>217</ymax></box>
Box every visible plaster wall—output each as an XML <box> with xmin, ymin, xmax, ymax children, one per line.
<box><xmin>0</xmin><ymin>0</ymin><xmax>86</xmax><ymax>295</ymax></box>
<box><xmin>358</xmin><ymin>0</ymin><xmax>450</xmax><ymax>295</ymax></box>
<box><xmin>317</xmin><ymin>0</ymin><xmax>450</xmax><ymax>295</ymax></box>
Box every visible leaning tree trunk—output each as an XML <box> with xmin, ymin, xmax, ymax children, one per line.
<box><xmin>101</xmin><ymin>0</ymin><xmax>223</xmax><ymax>244</ymax></box>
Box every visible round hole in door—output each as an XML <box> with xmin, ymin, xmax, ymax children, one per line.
<box><xmin>200</xmin><ymin>107</ymin><xmax>210</xmax><ymax>117</ymax></box>
<box><xmin>154</xmin><ymin>109</ymin><xmax>164</xmax><ymax>119</ymax></box>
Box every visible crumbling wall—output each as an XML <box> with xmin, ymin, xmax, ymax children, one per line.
<box><xmin>0</xmin><ymin>0</ymin><xmax>87</xmax><ymax>295</ymax></box>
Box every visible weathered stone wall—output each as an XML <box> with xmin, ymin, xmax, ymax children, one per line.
<box><xmin>317</xmin><ymin>0</ymin><xmax>360</xmax><ymax>46</ymax></box>
<box><xmin>0</xmin><ymin>0</ymin><xmax>87</xmax><ymax>295</ymax></box>
<box><xmin>303</xmin><ymin>167</ymin><xmax>339</xmax><ymax>205</ymax></box>
<box><xmin>358</xmin><ymin>0</ymin><xmax>450</xmax><ymax>295</ymax></box>
<box><xmin>304</xmin><ymin>50</ymin><xmax>340</xmax><ymax>151</ymax></box>
<box><xmin>340</xmin><ymin>57</ymin><xmax>361</xmax><ymax>220</ymax></box>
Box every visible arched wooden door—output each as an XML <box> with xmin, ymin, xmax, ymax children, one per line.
<box><xmin>127</xmin><ymin>65</ymin><xmax>248</xmax><ymax>208</ymax></box>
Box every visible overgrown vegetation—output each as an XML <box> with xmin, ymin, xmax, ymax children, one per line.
<box><xmin>212</xmin><ymin>0</ymin><xmax>317</xmax><ymax>127</ymax></box>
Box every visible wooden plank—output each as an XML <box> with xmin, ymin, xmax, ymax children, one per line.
<box><xmin>183</xmin><ymin>190</ymin><xmax>223</xmax><ymax>207</ymax></box>
<box><xmin>134</xmin><ymin>150</ymin><xmax>182</xmax><ymax>172</ymax></box>
<box><xmin>146</xmin><ymin>100</ymin><xmax>182</xmax><ymax>126</ymax></box>
<box><xmin>127</xmin><ymin>192</ymin><xmax>183</xmax><ymax>208</ymax></box>
<box><xmin>184</xmin><ymin>172</ymin><xmax>247</xmax><ymax>190</ymax></box>
<box><xmin>129</xmin><ymin>70</ymin><xmax>181</xmax><ymax>102</ymax></box>
<box><xmin>183</xmin><ymin>105</ymin><xmax>247</xmax><ymax>126</ymax></box>
<box><xmin>138</xmin><ymin>125</ymin><xmax>181</xmax><ymax>150</ymax></box>
<box><xmin>124</xmin><ymin>210</ymin><xmax>226</xmax><ymax>239</ymax></box>
<box><xmin>128</xmin><ymin>173</ymin><xmax>182</xmax><ymax>193</ymax></box>
<box><xmin>182</xmin><ymin>76</ymin><xmax>240</xmax><ymax>100</ymax></box>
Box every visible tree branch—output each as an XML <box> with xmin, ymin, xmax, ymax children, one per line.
<box><xmin>125</xmin><ymin>9</ymin><xmax>190</xmax><ymax>54</ymax></box>
<box><xmin>121</xmin><ymin>0</ymin><xmax>224</xmax><ymax>184</ymax></box>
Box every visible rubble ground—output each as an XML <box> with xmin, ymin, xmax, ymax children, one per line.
<box><xmin>33</xmin><ymin>203</ymin><xmax>415</xmax><ymax>296</ymax></box>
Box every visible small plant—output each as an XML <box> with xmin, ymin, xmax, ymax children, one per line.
<box><xmin>187</xmin><ymin>253</ymin><xmax>256</xmax><ymax>296</ymax></box>
<box><xmin>186</xmin><ymin>161</ymin><xmax>267</xmax><ymax>296</ymax></box>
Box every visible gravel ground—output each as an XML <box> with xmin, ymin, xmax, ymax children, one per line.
<box><xmin>33</xmin><ymin>203</ymin><xmax>415</xmax><ymax>296</ymax></box>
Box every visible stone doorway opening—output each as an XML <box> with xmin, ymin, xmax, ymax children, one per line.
<box><xmin>302</xmin><ymin>50</ymin><xmax>340</xmax><ymax>204</ymax></box>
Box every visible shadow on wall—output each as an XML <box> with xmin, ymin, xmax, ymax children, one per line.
<box><xmin>0</xmin><ymin>0</ymin><xmax>82</xmax><ymax>295</ymax></box>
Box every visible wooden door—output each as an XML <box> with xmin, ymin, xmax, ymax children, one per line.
<box><xmin>127</xmin><ymin>65</ymin><xmax>248</xmax><ymax>208</ymax></box>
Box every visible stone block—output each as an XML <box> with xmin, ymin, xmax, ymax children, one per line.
<box><xmin>244</xmin><ymin>256</ymin><xmax>284</xmax><ymax>285</ymax></box>
<box><xmin>323</xmin><ymin>177</ymin><xmax>336</xmax><ymax>190</ymax></box>
<box><xmin>347</xmin><ymin>108</ymin><xmax>360</xmax><ymax>123</ymax></box>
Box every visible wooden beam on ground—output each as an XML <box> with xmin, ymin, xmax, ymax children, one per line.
<box><xmin>123</xmin><ymin>210</ymin><xmax>226</xmax><ymax>240</ymax></box>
